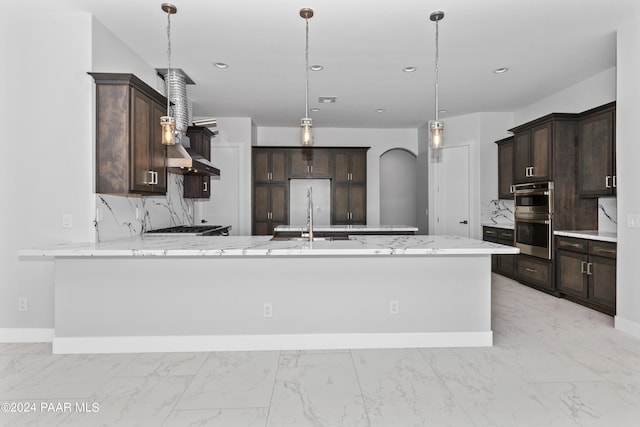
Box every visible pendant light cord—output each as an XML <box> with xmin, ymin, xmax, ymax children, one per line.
<box><xmin>434</xmin><ymin>18</ymin><xmax>439</xmax><ymax>123</ymax></box>
<box><xmin>166</xmin><ymin>11</ymin><xmax>172</xmax><ymax>116</ymax></box>
<box><xmin>305</xmin><ymin>17</ymin><xmax>310</xmax><ymax>118</ymax></box>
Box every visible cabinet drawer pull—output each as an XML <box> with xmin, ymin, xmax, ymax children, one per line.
<box><xmin>586</xmin><ymin>262</ymin><xmax>593</xmax><ymax>275</ymax></box>
<box><xmin>594</xmin><ymin>248</ymin><xmax>616</xmax><ymax>254</ymax></box>
<box><xmin>525</xmin><ymin>267</ymin><xmax>537</xmax><ymax>273</ymax></box>
<box><xmin>485</xmin><ymin>230</ymin><xmax>496</xmax><ymax>235</ymax></box>
<box><xmin>605</xmin><ymin>175</ymin><xmax>612</xmax><ymax>188</ymax></box>
<box><xmin>564</xmin><ymin>242</ymin><xmax>582</xmax><ymax>248</ymax></box>
<box><xmin>581</xmin><ymin>261</ymin><xmax>587</xmax><ymax>274</ymax></box>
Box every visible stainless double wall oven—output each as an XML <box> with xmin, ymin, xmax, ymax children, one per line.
<box><xmin>513</xmin><ymin>182</ymin><xmax>553</xmax><ymax>259</ymax></box>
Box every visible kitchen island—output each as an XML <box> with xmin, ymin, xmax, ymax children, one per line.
<box><xmin>20</xmin><ymin>235</ymin><xmax>518</xmax><ymax>354</ymax></box>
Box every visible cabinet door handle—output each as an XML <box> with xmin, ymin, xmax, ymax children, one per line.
<box><xmin>613</xmin><ymin>175</ymin><xmax>617</xmax><ymax>188</ymax></box>
<box><xmin>203</xmin><ymin>181</ymin><xmax>208</xmax><ymax>192</ymax></box>
<box><xmin>567</xmin><ymin>243</ymin><xmax>582</xmax><ymax>248</ymax></box>
<box><xmin>149</xmin><ymin>171</ymin><xmax>158</xmax><ymax>185</ymax></box>
<box><xmin>530</xmin><ymin>166</ymin><xmax>535</xmax><ymax>177</ymax></box>
<box><xmin>605</xmin><ymin>175</ymin><xmax>612</xmax><ymax>188</ymax></box>
<box><xmin>587</xmin><ymin>262</ymin><xmax>593</xmax><ymax>275</ymax></box>
<box><xmin>581</xmin><ymin>261</ymin><xmax>587</xmax><ymax>274</ymax></box>
<box><xmin>510</xmin><ymin>185</ymin><xmax>515</xmax><ymax>193</ymax></box>
<box><xmin>525</xmin><ymin>267</ymin><xmax>537</xmax><ymax>273</ymax></box>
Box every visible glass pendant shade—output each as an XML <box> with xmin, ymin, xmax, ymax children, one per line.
<box><xmin>430</xmin><ymin>120</ymin><xmax>444</xmax><ymax>150</ymax></box>
<box><xmin>301</xmin><ymin>117</ymin><xmax>313</xmax><ymax>146</ymax></box>
<box><xmin>161</xmin><ymin>115</ymin><xmax>177</xmax><ymax>145</ymax></box>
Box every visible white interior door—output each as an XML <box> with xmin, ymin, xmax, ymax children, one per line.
<box><xmin>434</xmin><ymin>145</ymin><xmax>470</xmax><ymax>237</ymax></box>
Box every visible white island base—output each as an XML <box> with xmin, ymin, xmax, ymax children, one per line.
<box><xmin>21</xmin><ymin>235</ymin><xmax>516</xmax><ymax>354</ymax></box>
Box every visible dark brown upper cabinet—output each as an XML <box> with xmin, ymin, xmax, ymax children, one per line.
<box><xmin>183</xmin><ymin>126</ymin><xmax>214</xmax><ymax>199</ymax></box>
<box><xmin>578</xmin><ymin>102</ymin><xmax>616</xmax><ymax>197</ymax></box>
<box><xmin>495</xmin><ymin>137</ymin><xmax>514</xmax><ymax>199</ymax></box>
<box><xmin>288</xmin><ymin>148</ymin><xmax>332</xmax><ymax>178</ymax></box>
<box><xmin>90</xmin><ymin>73</ymin><xmax>167</xmax><ymax>195</ymax></box>
<box><xmin>334</xmin><ymin>149</ymin><xmax>367</xmax><ymax>184</ymax></box>
<box><xmin>254</xmin><ymin>149</ymin><xmax>287</xmax><ymax>184</ymax></box>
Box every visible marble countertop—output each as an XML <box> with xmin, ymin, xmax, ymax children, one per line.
<box><xmin>554</xmin><ymin>230</ymin><xmax>617</xmax><ymax>243</ymax></box>
<box><xmin>19</xmin><ymin>235</ymin><xmax>519</xmax><ymax>258</ymax></box>
<box><xmin>481</xmin><ymin>223</ymin><xmax>514</xmax><ymax>230</ymax></box>
<box><xmin>274</xmin><ymin>225</ymin><xmax>419</xmax><ymax>232</ymax></box>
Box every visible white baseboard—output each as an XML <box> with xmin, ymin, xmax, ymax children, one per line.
<box><xmin>0</xmin><ymin>328</ymin><xmax>55</xmax><ymax>343</ymax></box>
<box><xmin>53</xmin><ymin>331</ymin><xmax>493</xmax><ymax>354</ymax></box>
<box><xmin>615</xmin><ymin>316</ymin><xmax>640</xmax><ymax>338</ymax></box>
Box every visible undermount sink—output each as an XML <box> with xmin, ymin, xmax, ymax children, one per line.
<box><xmin>270</xmin><ymin>235</ymin><xmax>350</xmax><ymax>242</ymax></box>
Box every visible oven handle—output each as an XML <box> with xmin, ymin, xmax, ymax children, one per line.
<box><xmin>515</xmin><ymin>218</ymin><xmax>551</xmax><ymax>225</ymax></box>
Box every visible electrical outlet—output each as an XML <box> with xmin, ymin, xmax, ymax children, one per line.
<box><xmin>263</xmin><ymin>303</ymin><xmax>273</xmax><ymax>318</ymax></box>
<box><xmin>62</xmin><ymin>214</ymin><xmax>73</xmax><ymax>229</ymax></box>
<box><xmin>18</xmin><ymin>297</ymin><xmax>28</xmax><ymax>312</ymax></box>
<box><xmin>389</xmin><ymin>300</ymin><xmax>399</xmax><ymax>315</ymax></box>
<box><xmin>627</xmin><ymin>214</ymin><xmax>640</xmax><ymax>228</ymax></box>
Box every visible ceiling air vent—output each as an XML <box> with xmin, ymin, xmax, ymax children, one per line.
<box><xmin>318</xmin><ymin>96</ymin><xmax>337</xmax><ymax>104</ymax></box>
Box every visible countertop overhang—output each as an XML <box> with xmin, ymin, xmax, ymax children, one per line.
<box><xmin>20</xmin><ymin>235</ymin><xmax>519</xmax><ymax>258</ymax></box>
<box><xmin>554</xmin><ymin>230</ymin><xmax>617</xmax><ymax>242</ymax></box>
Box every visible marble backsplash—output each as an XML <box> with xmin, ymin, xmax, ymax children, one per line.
<box><xmin>598</xmin><ymin>197</ymin><xmax>617</xmax><ymax>233</ymax></box>
<box><xmin>481</xmin><ymin>196</ymin><xmax>617</xmax><ymax>233</ymax></box>
<box><xmin>482</xmin><ymin>199</ymin><xmax>515</xmax><ymax>226</ymax></box>
<box><xmin>95</xmin><ymin>174</ymin><xmax>194</xmax><ymax>241</ymax></box>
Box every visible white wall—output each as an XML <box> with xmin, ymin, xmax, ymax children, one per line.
<box><xmin>1</xmin><ymin>10</ymin><xmax>94</xmax><ymax>331</ymax></box>
<box><xmin>380</xmin><ymin>149</ymin><xmax>417</xmax><ymax>226</ymax></box>
<box><xmin>614</xmin><ymin>18</ymin><xmax>640</xmax><ymax>337</ymax></box>
<box><xmin>416</xmin><ymin>123</ymin><xmax>430</xmax><ymax>234</ymax></box>
<box><xmin>427</xmin><ymin>112</ymin><xmax>514</xmax><ymax>239</ymax></box>
<box><xmin>195</xmin><ymin>117</ymin><xmax>254</xmax><ymax>236</ymax></box>
<box><xmin>514</xmin><ymin>67</ymin><xmax>616</xmax><ymax>124</ymax></box>
<box><xmin>258</xmin><ymin>127</ymin><xmax>418</xmax><ymax>226</ymax></box>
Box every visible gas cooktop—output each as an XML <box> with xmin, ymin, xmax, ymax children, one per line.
<box><xmin>144</xmin><ymin>225</ymin><xmax>231</xmax><ymax>236</ymax></box>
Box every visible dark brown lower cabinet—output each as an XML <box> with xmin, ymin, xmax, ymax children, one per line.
<box><xmin>556</xmin><ymin>236</ymin><xmax>616</xmax><ymax>315</ymax></box>
<box><xmin>483</xmin><ymin>226</ymin><xmax>516</xmax><ymax>279</ymax></box>
<box><xmin>253</xmin><ymin>184</ymin><xmax>287</xmax><ymax>236</ymax></box>
<box><xmin>333</xmin><ymin>183</ymin><xmax>366</xmax><ymax>225</ymax></box>
<box><xmin>515</xmin><ymin>255</ymin><xmax>553</xmax><ymax>292</ymax></box>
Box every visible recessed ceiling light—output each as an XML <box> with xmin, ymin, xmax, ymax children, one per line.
<box><xmin>376</xmin><ymin>108</ymin><xmax>386</xmax><ymax>113</ymax></box>
<box><xmin>493</xmin><ymin>67</ymin><xmax>509</xmax><ymax>74</ymax></box>
<box><xmin>310</xmin><ymin>108</ymin><xmax>320</xmax><ymax>112</ymax></box>
<box><xmin>403</xmin><ymin>66</ymin><xmax>417</xmax><ymax>73</ymax></box>
<box><xmin>213</xmin><ymin>62</ymin><xmax>229</xmax><ymax>69</ymax></box>
<box><xmin>310</xmin><ymin>65</ymin><xmax>324</xmax><ymax>71</ymax></box>
<box><xmin>318</xmin><ymin>96</ymin><xmax>337</xmax><ymax>104</ymax></box>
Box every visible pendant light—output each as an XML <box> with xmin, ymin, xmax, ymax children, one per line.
<box><xmin>160</xmin><ymin>3</ymin><xmax>177</xmax><ymax>145</ymax></box>
<box><xmin>300</xmin><ymin>8</ymin><xmax>314</xmax><ymax>146</ymax></box>
<box><xmin>429</xmin><ymin>11</ymin><xmax>445</xmax><ymax>150</ymax></box>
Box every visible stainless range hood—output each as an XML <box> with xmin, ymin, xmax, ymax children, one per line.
<box><xmin>166</xmin><ymin>135</ymin><xmax>220</xmax><ymax>176</ymax></box>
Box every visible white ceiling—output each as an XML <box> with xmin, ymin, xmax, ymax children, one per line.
<box><xmin>63</xmin><ymin>0</ymin><xmax>640</xmax><ymax>128</ymax></box>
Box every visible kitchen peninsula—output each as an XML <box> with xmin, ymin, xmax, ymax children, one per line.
<box><xmin>20</xmin><ymin>235</ymin><xmax>518</xmax><ymax>354</ymax></box>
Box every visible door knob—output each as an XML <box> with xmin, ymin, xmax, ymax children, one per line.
<box><xmin>459</xmin><ymin>220</ymin><xmax>468</xmax><ymax>224</ymax></box>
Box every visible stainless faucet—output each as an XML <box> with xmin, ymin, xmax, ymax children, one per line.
<box><xmin>301</xmin><ymin>186</ymin><xmax>314</xmax><ymax>241</ymax></box>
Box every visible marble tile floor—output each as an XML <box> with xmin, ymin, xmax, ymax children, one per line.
<box><xmin>1</xmin><ymin>273</ymin><xmax>640</xmax><ymax>426</ymax></box>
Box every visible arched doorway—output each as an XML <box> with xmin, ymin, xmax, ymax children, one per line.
<box><xmin>379</xmin><ymin>148</ymin><xmax>417</xmax><ymax>226</ymax></box>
